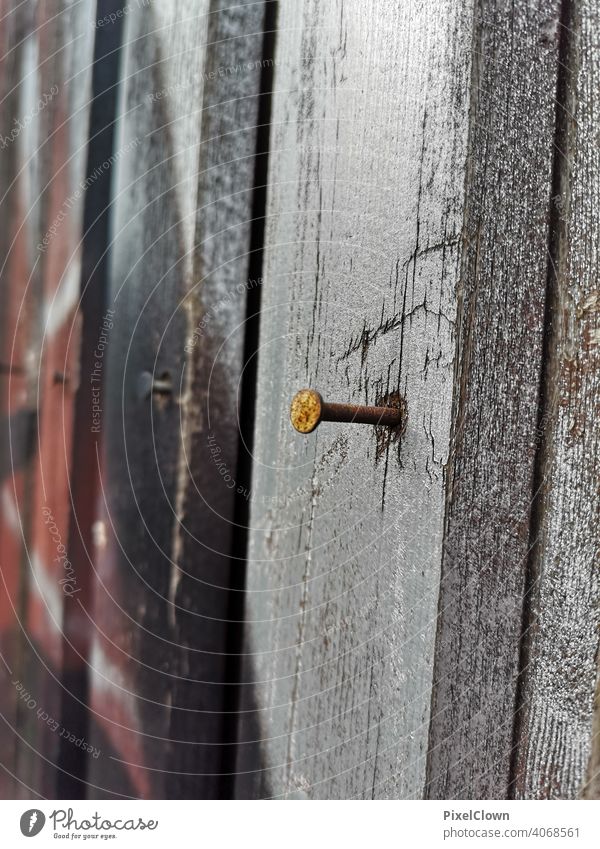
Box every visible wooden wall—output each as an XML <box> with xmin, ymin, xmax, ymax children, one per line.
<box><xmin>0</xmin><ymin>0</ymin><xmax>597</xmax><ymax>801</ymax></box>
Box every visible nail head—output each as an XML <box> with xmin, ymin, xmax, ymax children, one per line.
<box><xmin>290</xmin><ymin>389</ymin><xmax>323</xmax><ymax>433</ymax></box>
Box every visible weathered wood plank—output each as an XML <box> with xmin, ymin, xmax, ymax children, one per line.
<box><xmin>58</xmin><ymin>0</ymin><xmax>127</xmax><ymax>798</ymax></box>
<box><xmin>87</xmin><ymin>0</ymin><xmax>266</xmax><ymax>798</ymax></box>
<box><xmin>22</xmin><ymin>0</ymin><xmax>96</xmax><ymax>798</ymax></box>
<box><xmin>0</xmin><ymin>0</ymin><xmax>96</xmax><ymax>797</ymax></box>
<box><xmin>425</xmin><ymin>0</ymin><xmax>563</xmax><ymax>799</ymax></box>
<box><xmin>236</xmin><ymin>0</ymin><xmax>474</xmax><ymax>799</ymax></box>
<box><xmin>513</xmin><ymin>0</ymin><xmax>600</xmax><ymax>799</ymax></box>
<box><xmin>0</xmin><ymin>1</ymin><xmax>37</xmax><ymax>797</ymax></box>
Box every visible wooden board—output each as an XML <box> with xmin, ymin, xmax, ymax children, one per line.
<box><xmin>87</xmin><ymin>0</ymin><xmax>267</xmax><ymax>798</ymax></box>
<box><xmin>425</xmin><ymin>0</ymin><xmax>563</xmax><ymax>799</ymax></box>
<box><xmin>57</xmin><ymin>0</ymin><xmax>128</xmax><ymax>799</ymax></box>
<box><xmin>0</xmin><ymin>1</ymin><xmax>37</xmax><ymax>797</ymax></box>
<box><xmin>513</xmin><ymin>0</ymin><xmax>600</xmax><ymax>800</ymax></box>
<box><xmin>0</xmin><ymin>0</ymin><xmax>95</xmax><ymax>797</ymax></box>
<box><xmin>236</xmin><ymin>0</ymin><xmax>474</xmax><ymax>799</ymax></box>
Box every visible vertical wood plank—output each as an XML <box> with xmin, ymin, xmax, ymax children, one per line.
<box><xmin>0</xmin><ymin>0</ymin><xmax>96</xmax><ymax>796</ymax></box>
<box><xmin>22</xmin><ymin>1</ymin><xmax>96</xmax><ymax>797</ymax></box>
<box><xmin>0</xmin><ymin>1</ymin><xmax>38</xmax><ymax>797</ymax></box>
<box><xmin>87</xmin><ymin>0</ymin><xmax>266</xmax><ymax>798</ymax></box>
<box><xmin>425</xmin><ymin>0</ymin><xmax>564</xmax><ymax>799</ymax></box>
<box><xmin>237</xmin><ymin>0</ymin><xmax>474</xmax><ymax>799</ymax></box>
<box><xmin>513</xmin><ymin>0</ymin><xmax>600</xmax><ymax>799</ymax></box>
<box><xmin>58</xmin><ymin>0</ymin><xmax>127</xmax><ymax>798</ymax></box>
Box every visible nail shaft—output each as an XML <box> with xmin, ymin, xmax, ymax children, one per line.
<box><xmin>320</xmin><ymin>400</ymin><xmax>402</xmax><ymax>427</ymax></box>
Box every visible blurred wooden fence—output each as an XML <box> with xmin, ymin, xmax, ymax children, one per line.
<box><xmin>0</xmin><ymin>0</ymin><xmax>597</xmax><ymax>800</ymax></box>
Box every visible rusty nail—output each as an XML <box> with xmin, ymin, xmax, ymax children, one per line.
<box><xmin>290</xmin><ymin>389</ymin><xmax>405</xmax><ymax>434</ymax></box>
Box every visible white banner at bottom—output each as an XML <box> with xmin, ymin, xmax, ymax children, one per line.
<box><xmin>0</xmin><ymin>800</ymin><xmax>598</xmax><ymax>848</ymax></box>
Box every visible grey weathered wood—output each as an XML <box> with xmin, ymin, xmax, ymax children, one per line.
<box><xmin>236</xmin><ymin>0</ymin><xmax>474</xmax><ymax>799</ymax></box>
<box><xmin>425</xmin><ymin>0</ymin><xmax>564</xmax><ymax>799</ymax></box>
<box><xmin>87</xmin><ymin>0</ymin><xmax>266</xmax><ymax>797</ymax></box>
<box><xmin>513</xmin><ymin>0</ymin><xmax>600</xmax><ymax>799</ymax></box>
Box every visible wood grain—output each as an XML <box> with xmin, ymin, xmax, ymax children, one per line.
<box><xmin>513</xmin><ymin>0</ymin><xmax>600</xmax><ymax>799</ymax></box>
<box><xmin>425</xmin><ymin>0</ymin><xmax>564</xmax><ymax>799</ymax></box>
<box><xmin>87</xmin><ymin>0</ymin><xmax>266</xmax><ymax>798</ymax></box>
<box><xmin>236</xmin><ymin>0</ymin><xmax>474</xmax><ymax>799</ymax></box>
